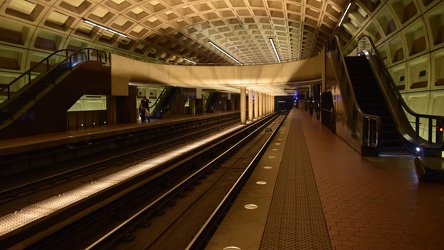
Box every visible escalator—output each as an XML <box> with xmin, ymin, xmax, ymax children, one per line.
<box><xmin>205</xmin><ymin>92</ymin><xmax>220</xmax><ymax>113</ymax></box>
<box><xmin>151</xmin><ymin>87</ymin><xmax>180</xmax><ymax>118</ymax></box>
<box><xmin>0</xmin><ymin>48</ymin><xmax>110</xmax><ymax>139</ymax></box>
<box><xmin>0</xmin><ymin>63</ymin><xmax>71</xmax><ymax>124</ymax></box>
<box><xmin>327</xmin><ymin>35</ymin><xmax>443</xmax><ymax>156</ymax></box>
<box><xmin>344</xmin><ymin>56</ymin><xmax>408</xmax><ymax>154</ymax></box>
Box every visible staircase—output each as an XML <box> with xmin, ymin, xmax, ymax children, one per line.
<box><xmin>152</xmin><ymin>87</ymin><xmax>180</xmax><ymax>118</ymax></box>
<box><xmin>0</xmin><ymin>48</ymin><xmax>110</xmax><ymax>139</ymax></box>
<box><xmin>205</xmin><ymin>92</ymin><xmax>220</xmax><ymax>113</ymax></box>
<box><xmin>345</xmin><ymin>56</ymin><xmax>408</xmax><ymax>154</ymax></box>
<box><xmin>0</xmin><ymin>63</ymin><xmax>71</xmax><ymax>124</ymax></box>
<box><xmin>0</xmin><ymin>49</ymin><xmax>107</xmax><ymax>126</ymax></box>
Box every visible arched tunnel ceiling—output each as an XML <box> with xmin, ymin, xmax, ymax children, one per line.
<box><xmin>0</xmin><ymin>0</ymin><xmax>350</xmax><ymax>66</ymax></box>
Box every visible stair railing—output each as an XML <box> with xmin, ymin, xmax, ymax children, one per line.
<box><xmin>161</xmin><ymin>87</ymin><xmax>181</xmax><ymax>116</ymax></box>
<box><xmin>328</xmin><ymin>36</ymin><xmax>382</xmax><ymax>149</ymax></box>
<box><xmin>149</xmin><ymin>87</ymin><xmax>167</xmax><ymax>118</ymax></box>
<box><xmin>151</xmin><ymin>87</ymin><xmax>167</xmax><ymax>110</ymax></box>
<box><xmin>357</xmin><ymin>35</ymin><xmax>444</xmax><ymax>150</ymax></box>
<box><xmin>0</xmin><ymin>48</ymin><xmax>107</xmax><ymax>120</ymax></box>
<box><xmin>0</xmin><ymin>48</ymin><xmax>107</xmax><ymax>105</ymax></box>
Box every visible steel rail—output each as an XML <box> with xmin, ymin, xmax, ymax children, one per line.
<box><xmin>85</xmin><ymin>113</ymin><xmax>282</xmax><ymax>249</ymax></box>
<box><xmin>186</xmin><ymin>112</ymin><xmax>287</xmax><ymax>249</ymax></box>
<box><xmin>0</xmin><ymin>114</ymin><xmax>276</xmax><ymax>249</ymax></box>
<box><xmin>0</xmin><ymin>119</ymin><xmax>238</xmax><ymax>205</ymax></box>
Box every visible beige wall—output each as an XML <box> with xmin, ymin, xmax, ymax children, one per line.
<box><xmin>110</xmin><ymin>53</ymin><xmax>324</xmax><ymax>96</ymax></box>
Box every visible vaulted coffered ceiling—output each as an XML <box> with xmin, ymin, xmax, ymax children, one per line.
<box><xmin>0</xmin><ymin>0</ymin><xmax>351</xmax><ymax>65</ymax></box>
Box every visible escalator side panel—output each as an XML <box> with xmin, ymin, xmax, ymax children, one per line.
<box><xmin>344</xmin><ymin>56</ymin><xmax>408</xmax><ymax>154</ymax></box>
<box><xmin>0</xmin><ymin>61</ymin><xmax>110</xmax><ymax>139</ymax></box>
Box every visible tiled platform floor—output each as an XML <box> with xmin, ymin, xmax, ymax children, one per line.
<box><xmin>302</xmin><ymin>109</ymin><xmax>444</xmax><ymax>249</ymax></box>
<box><xmin>2</xmin><ymin>109</ymin><xmax>443</xmax><ymax>249</ymax></box>
<box><xmin>208</xmin><ymin>108</ymin><xmax>444</xmax><ymax>249</ymax></box>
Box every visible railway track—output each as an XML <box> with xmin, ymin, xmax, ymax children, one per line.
<box><xmin>0</xmin><ymin>112</ymin><xmax>287</xmax><ymax>249</ymax></box>
<box><xmin>0</xmin><ymin>119</ymin><xmax>238</xmax><ymax>210</ymax></box>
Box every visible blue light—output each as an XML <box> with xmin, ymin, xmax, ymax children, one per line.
<box><xmin>416</xmin><ymin>147</ymin><xmax>421</xmax><ymax>152</ymax></box>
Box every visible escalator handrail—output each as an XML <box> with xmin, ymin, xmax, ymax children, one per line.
<box><xmin>150</xmin><ymin>87</ymin><xmax>167</xmax><ymax>110</ymax></box>
<box><xmin>0</xmin><ymin>48</ymin><xmax>107</xmax><ymax>104</ymax></box>
<box><xmin>357</xmin><ymin>34</ymin><xmax>444</xmax><ymax>149</ymax></box>
<box><xmin>0</xmin><ymin>48</ymin><xmax>108</xmax><ymax>118</ymax></box>
<box><xmin>161</xmin><ymin>87</ymin><xmax>180</xmax><ymax>114</ymax></box>
<box><xmin>1</xmin><ymin>49</ymin><xmax>74</xmax><ymax>96</ymax></box>
<box><xmin>329</xmin><ymin>36</ymin><xmax>382</xmax><ymax>148</ymax></box>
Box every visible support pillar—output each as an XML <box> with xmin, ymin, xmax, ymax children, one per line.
<box><xmin>262</xmin><ymin>92</ymin><xmax>266</xmax><ymax>116</ymax></box>
<box><xmin>264</xmin><ymin>93</ymin><xmax>267</xmax><ymax>115</ymax></box>
<box><xmin>254</xmin><ymin>91</ymin><xmax>258</xmax><ymax>120</ymax></box>
<box><xmin>258</xmin><ymin>92</ymin><xmax>262</xmax><ymax>117</ymax></box>
<box><xmin>269</xmin><ymin>94</ymin><xmax>272</xmax><ymax>113</ymax></box>
<box><xmin>240</xmin><ymin>87</ymin><xmax>246</xmax><ymax>124</ymax></box>
<box><xmin>248</xmin><ymin>89</ymin><xmax>253</xmax><ymax>122</ymax></box>
<box><xmin>271</xmin><ymin>95</ymin><xmax>275</xmax><ymax>112</ymax></box>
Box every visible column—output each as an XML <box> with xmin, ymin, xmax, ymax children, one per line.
<box><xmin>227</xmin><ymin>93</ymin><xmax>232</xmax><ymax>111</ymax></box>
<box><xmin>269</xmin><ymin>94</ymin><xmax>273</xmax><ymax>113</ymax></box>
<box><xmin>271</xmin><ymin>95</ymin><xmax>275</xmax><ymax>112</ymax></box>
<box><xmin>258</xmin><ymin>92</ymin><xmax>262</xmax><ymax>117</ymax></box>
<box><xmin>240</xmin><ymin>87</ymin><xmax>246</xmax><ymax>124</ymax></box>
<box><xmin>254</xmin><ymin>90</ymin><xmax>258</xmax><ymax>120</ymax></box>
<box><xmin>248</xmin><ymin>89</ymin><xmax>253</xmax><ymax>122</ymax></box>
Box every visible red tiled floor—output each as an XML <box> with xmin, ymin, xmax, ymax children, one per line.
<box><xmin>298</xmin><ymin>109</ymin><xmax>444</xmax><ymax>249</ymax></box>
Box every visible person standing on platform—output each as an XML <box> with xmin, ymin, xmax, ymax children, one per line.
<box><xmin>143</xmin><ymin>96</ymin><xmax>151</xmax><ymax>122</ymax></box>
<box><xmin>139</xmin><ymin>97</ymin><xmax>147</xmax><ymax>122</ymax></box>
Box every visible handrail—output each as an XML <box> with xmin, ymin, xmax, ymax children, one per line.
<box><xmin>0</xmin><ymin>48</ymin><xmax>107</xmax><ymax>105</ymax></box>
<box><xmin>328</xmin><ymin>36</ymin><xmax>382</xmax><ymax>148</ymax></box>
<box><xmin>1</xmin><ymin>49</ymin><xmax>70</xmax><ymax>102</ymax></box>
<box><xmin>357</xmin><ymin>35</ymin><xmax>444</xmax><ymax>149</ymax></box>
<box><xmin>150</xmin><ymin>87</ymin><xmax>167</xmax><ymax>110</ymax></box>
<box><xmin>161</xmin><ymin>87</ymin><xmax>180</xmax><ymax>115</ymax></box>
<box><xmin>0</xmin><ymin>48</ymin><xmax>108</xmax><ymax>121</ymax></box>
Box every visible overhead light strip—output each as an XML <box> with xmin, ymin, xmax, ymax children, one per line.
<box><xmin>269</xmin><ymin>38</ymin><xmax>281</xmax><ymax>63</ymax></box>
<box><xmin>338</xmin><ymin>2</ymin><xmax>352</xmax><ymax>27</ymax></box>
<box><xmin>184</xmin><ymin>58</ymin><xmax>196</xmax><ymax>64</ymax></box>
<box><xmin>208</xmin><ymin>41</ymin><xmax>243</xmax><ymax>65</ymax></box>
<box><xmin>83</xmin><ymin>19</ymin><xmax>127</xmax><ymax>38</ymax></box>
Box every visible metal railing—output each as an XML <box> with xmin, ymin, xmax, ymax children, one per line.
<box><xmin>0</xmin><ymin>48</ymin><xmax>108</xmax><ymax>121</ymax></box>
<box><xmin>357</xmin><ymin>35</ymin><xmax>444</xmax><ymax>150</ymax></box>
<box><xmin>327</xmin><ymin>36</ymin><xmax>382</xmax><ymax>149</ymax></box>
<box><xmin>0</xmin><ymin>48</ymin><xmax>107</xmax><ymax>105</ymax></box>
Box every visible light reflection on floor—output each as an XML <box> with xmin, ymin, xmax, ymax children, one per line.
<box><xmin>0</xmin><ymin>125</ymin><xmax>243</xmax><ymax>236</ymax></box>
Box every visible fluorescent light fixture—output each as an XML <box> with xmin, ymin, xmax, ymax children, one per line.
<box><xmin>338</xmin><ymin>2</ymin><xmax>352</xmax><ymax>27</ymax></box>
<box><xmin>208</xmin><ymin>41</ymin><xmax>243</xmax><ymax>65</ymax></box>
<box><xmin>269</xmin><ymin>38</ymin><xmax>281</xmax><ymax>63</ymax></box>
<box><xmin>184</xmin><ymin>58</ymin><xmax>196</xmax><ymax>64</ymax></box>
<box><xmin>83</xmin><ymin>19</ymin><xmax>127</xmax><ymax>38</ymax></box>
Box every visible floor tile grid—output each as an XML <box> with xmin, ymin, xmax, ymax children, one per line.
<box><xmin>260</xmin><ymin>111</ymin><xmax>331</xmax><ymax>250</ymax></box>
<box><xmin>297</xmin><ymin>109</ymin><xmax>444</xmax><ymax>249</ymax></box>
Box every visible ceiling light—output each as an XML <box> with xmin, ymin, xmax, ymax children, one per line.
<box><xmin>338</xmin><ymin>2</ymin><xmax>352</xmax><ymax>27</ymax></box>
<box><xmin>269</xmin><ymin>38</ymin><xmax>281</xmax><ymax>63</ymax></box>
<box><xmin>208</xmin><ymin>41</ymin><xmax>243</xmax><ymax>65</ymax></box>
<box><xmin>83</xmin><ymin>19</ymin><xmax>127</xmax><ymax>38</ymax></box>
<box><xmin>184</xmin><ymin>58</ymin><xmax>196</xmax><ymax>64</ymax></box>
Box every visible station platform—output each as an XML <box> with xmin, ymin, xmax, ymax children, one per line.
<box><xmin>206</xmin><ymin>109</ymin><xmax>444</xmax><ymax>249</ymax></box>
<box><xmin>0</xmin><ymin>112</ymin><xmax>239</xmax><ymax>157</ymax></box>
<box><xmin>2</xmin><ymin>109</ymin><xmax>444</xmax><ymax>249</ymax></box>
